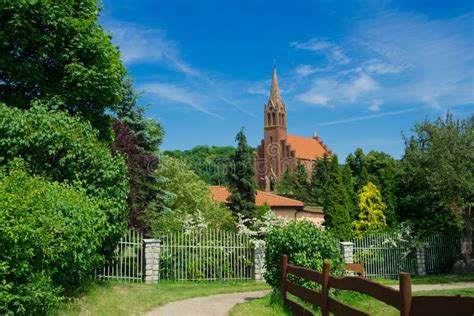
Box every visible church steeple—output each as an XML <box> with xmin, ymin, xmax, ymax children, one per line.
<box><xmin>269</xmin><ymin>65</ymin><xmax>284</xmax><ymax>110</ymax></box>
<box><xmin>265</xmin><ymin>64</ymin><xmax>286</xmax><ymax>128</ymax></box>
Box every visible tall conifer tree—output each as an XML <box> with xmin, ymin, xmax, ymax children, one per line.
<box><xmin>228</xmin><ymin>128</ymin><xmax>256</xmax><ymax>219</ymax></box>
<box><xmin>323</xmin><ymin>155</ymin><xmax>352</xmax><ymax>240</ymax></box>
<box><xmin>310</xmin><ymin>153</ymin><xmax>331</xmax><ymax>206</ymax></box>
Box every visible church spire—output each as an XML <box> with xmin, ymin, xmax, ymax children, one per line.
<box><xmin>264</xmin><ymin>63</ymin><xmax>287</xmax><ymax>128</ymax></box>
<box><xmin>269</xmin><ymin>64</ymin><xmax>283</xmax><ymax>108</ymax></box>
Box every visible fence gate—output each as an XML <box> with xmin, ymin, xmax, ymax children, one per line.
<box><xmin>159</xmin><ymin>229</ymin><xmax>254</xmax><ymax>281</ymax></box>
<box><xmin>95</xmin><ymin>229</ymin><xmax>144</xmax><ymax>282</ymax></box>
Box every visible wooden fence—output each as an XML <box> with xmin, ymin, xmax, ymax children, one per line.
<box><xmin>95</xmin><ymin>229</ymin><xmax>144</xmax><ymax>282</ymax></box>
<box><xmin>353</xmin><ymin>231</ymin><xmax>460</xmax><ymax>279</ymax></box>
<box><xmin>159</xmin><ymin>229</ymin><xmax>254</xmax><ymax>281</ymax></box>
<box><xmin>281</xmin><ymin>255</ymin><xmax>474</xmax><ymax>316</ymax></box>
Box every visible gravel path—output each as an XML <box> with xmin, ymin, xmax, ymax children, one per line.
<box><xmin>388</xmin><ymin>281</ymin><xmax>474</xmax><ymax>292</ymax></box>
<box><xmin>146</xmin><ymin>282</ymin><xmax>474</xmax><ymax>316</ymax></box>
<box><xmin>146</xmin><ymin>290</ymin><xmax>269</xmax><ymax>316</ymax></box>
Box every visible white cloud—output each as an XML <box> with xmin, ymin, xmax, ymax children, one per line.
<box><xmin>369</xmin><ymin>99</ymin><xmax>382</xmax><ymax>112</ymax></box>
<box><xmin>104</xmin><ymin>20</ymin><xmax>198</xmax><ymax>76</ymax></box>
<box><xmin>296</xmin><ymin>91</ymin><xmax>331</xmax><ymax>106</ymax></box>
<box><xmin>141</xmin><ymin>83</ymin><xmax>222</xmax><ymax>118</ymax></box>
<box><xmin>290</xmin><ymin>11</ymin><xmax>474</xmax><ymax>110</ymax></box>
<box><xmin>294</xmin><ymin>64</ymin><xmax>330</xmax><ymax>77</ymax></box>
<box><xmin>346</xmin><ymin>74</ymin><xmax>378</xmax><ymax>101</ymax></box>
<box><xmin>291</xmin><ymin>38</ymin><xmax>351</xmax><ymax>64</ymax></box>
<box><xmin>319</xmin><ymin>108</ymin><xmax>421</xmax><ymax>126</ymax></box>
<box><xmin>296</xmin><ymin>73</ymin><xmax>377</xmax><ymax>106</ymax></box>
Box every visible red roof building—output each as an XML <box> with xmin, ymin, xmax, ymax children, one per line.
<box><xmin>253</xmin><ymin>65</ymin><xmax>332</xmax><ymax>191</ymax></box>
<box><xmin>210</xmin><ymin>186</ymin><xmax>324</xmax><ymax>225</ymax></box>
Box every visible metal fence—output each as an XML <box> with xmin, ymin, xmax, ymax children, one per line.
<box><xmin>95</xmin><ymin>229</ymin><xmax>144</xmax><ymax>282</ymax></box>
<box><xmin>353</xmin><ymin>231</ymin><xmax>460</xmax><ymax>279</ymax></box>
<box><xmin>423</xmin><ymin>234</ymin><xmax>461</xmax><ymax>273</ymax></box>
<box><xmin>159</xmin><ymin>229</ymin><xmax>254</xmax><ymax>281</ymax></box>
<box><xmin>353</xmin><ymin>231</ymin><xmax>416</xmax><ymax>279</ymax></box>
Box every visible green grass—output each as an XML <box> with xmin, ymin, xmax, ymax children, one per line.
<box><xmin>53</xmin><ymin>280</ymin><xmax>270</xmax><ymax>316</ymax></box>
<box><xmin>229</xmin><ymin>288</ymin><xmax>474</xmax><ymax>316</ymax></box>
<box><xmin>372</xmin><ymin>272</ymin><xmax>474</xmax><ymax>285</ymax></box>
<box><xmin>230</xmin><ymin>291</ymin><xmax>292</xmax><ymax>316</ymax></box>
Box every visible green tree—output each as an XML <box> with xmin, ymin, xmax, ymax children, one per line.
<box><xmin>276</xmin><ymin>167</ymin><xmax>296</xmax><ymax>196</ymax></box>
<box><xmin>0</xmin><ymin>104</ymin><xmax>128</xmax><ymax>254</ymax></box>
<box><xmin>164</xmin><ymin>145</ymin><xmax>236</xmax><ymax>185</ymax></box>
<box><xmin>228</xmin><ymin>128</ymin><xmax>256</xmax><ymax>219</ymax></box>
<box><xmin>0</xmin><ymin>162</ymin><xmax>115</xmax><ymax>313</ymax></box>
<box><xmin>0</xmin><ymin>0</ymin><xmax>126</xmax><ymax>138</ymax></box>
<box><xmin>294</xmin><ymin>161</ymin><xmax>309</xmax><ymax>201</ymax></box>
<box><xmin>147</xmin><ymin>157</ymin><xmax>233</xmax><ymax>234</ymax></box>
<box><xmin>342</xmin><ymin>164</ymin><xmax>357</xmax><ymax>221</ymax></box>
<box><xmin>352</xmin><ymin>182</ymin><xmax>388</xmax><ymax>238</ymax></box>
<box><xmin>112</xmin><ymin>78</ymin><xmax>165</xmax><ymax>232</ymax></box>
<box><xmin>323</xmin><ymin>155</ymin><xmax>352</xmax><ymax>240</ymax></box>
<box><xmin>398</xmin><ymin>113</ymin><xmax>473</xmax><ymax>256</ymax></box>
<box><xmin>364</xmin><ymin>151</ymin><xmax>399</xmax><ymax>226</ymax></box>
<box><xmin>346</xmin><ymin>148</ymin><xmax>399</xmax><ymax>226</ymax></box>
<box><xmin>309</xmin><ymin>153</ymin><xmax>331</xmax><ymax>205</ymax></box>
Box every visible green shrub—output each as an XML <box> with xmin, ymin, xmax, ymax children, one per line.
<box><xmin>264</xmin><ymin>221</ymin><xmax>345</xmax><ymax>290</ymax></box>
<box><xmin>0</xmin><ymin>162</ymin><xmax>111</xmax><ymax>314</ymax></box>
<box><xmin>0</xmin><ymin>104</ymin><xmax>128</xmax><ymax>254</ymax></box>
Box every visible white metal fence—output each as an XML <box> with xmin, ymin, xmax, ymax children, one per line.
<box><xmin>159</xmin><ymin>229</ymin><xmax>254</xmax><ymax>281</ymax></box>
<box><xmin>95</xmin><ymin>229</ymin><xmax>144</xmax><ymax>282</ymax></box>
<box><xmin>353</xmin><ymin>231</ymin><xmax>460</xmax><ymax>279</ymax></box>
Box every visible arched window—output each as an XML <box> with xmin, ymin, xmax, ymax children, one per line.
<box><xmin>272</xmin><ymin>112</ymin><xmax>276</xmax><ymax>125</ymax></box>
<box><xmin>267</xmin><ymin>112</ymin><xmax>271</xmax><ymax>126</ymax></box>
<box><xmin>269</xmin><ymin>136</ymin><xmax>273</xmax><ymax>144</ymax></box>
<box><xmin>282</xmin><ymin>113</ymin><xmax>285</xmax><ymax>126</ymax></box>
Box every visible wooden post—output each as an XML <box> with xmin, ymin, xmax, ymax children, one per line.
<box><xmin>280</xmin><ymin>255</ymin><xmax>288</xmax><ymax>302</ymax></box>
<box><xmin>321</xmin><ymin>260</ymin><xmax>330</xmax><ymax>316</ymax></box>
<box><xmin>400</xmin><ymin>272</ymin><xmax>412</xmax><ymax>316</ymax></box>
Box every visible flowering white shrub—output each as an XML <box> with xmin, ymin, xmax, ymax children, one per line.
<box><xmin>236</xmin><ymin>206</ymin><xmax>287</xmax><ymax>248</ymax></box>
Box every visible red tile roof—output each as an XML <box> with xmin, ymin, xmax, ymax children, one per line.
<box><xmin>210</xmin><ymin>186</ymin><xmax>304</xmax><ymax>208</ymax></box>
<box><xmin>287</xmin><ymin>134</ymin><xmax>330</xmax><ymax>160</ymax></box>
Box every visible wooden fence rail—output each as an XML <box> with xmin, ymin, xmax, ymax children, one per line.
<box><xmin>281</xmin><ymin>255</ymin><xmax>474</xmax><ymax>316</ymax></box>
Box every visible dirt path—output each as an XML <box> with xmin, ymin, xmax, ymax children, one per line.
<box><xmin>146</xmin><ymin>290</ymin><xmax>269</xmax><ymax>316</ymax></box>
<box><xmin>388</xmin><ymin>281</ymin><xmax>474</xmax><ymax>292</ymax></box>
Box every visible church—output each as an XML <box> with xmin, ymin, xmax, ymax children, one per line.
<box><xmin>253</xmin><ymin>66</ymin><xmax>333</xmax><ymax>191</ymax></box>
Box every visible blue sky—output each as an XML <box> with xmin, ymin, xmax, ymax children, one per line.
<box><xmin>101</xmin><ymin>0</ymin><xmax>474</xmax><ymax>159</ymax></box>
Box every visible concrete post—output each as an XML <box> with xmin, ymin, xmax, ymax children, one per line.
<box><xmin>416</xmin><ymin>243</ymin><xmax>427</xmax><ymax>276</ymax></box>
<box><xmin>254</xmin><ymin>242</ymin><xmax>266</xmax><ymax>281</ymax></box>
<box><xmin>143</xmin><ymin>239</ymin><xmax>160</xmax><ymax>283</ymax></box>
<box><xmin>340</xmin><ymin>242</ymin><xmax>355</xmax><ymax>264</ymax></box>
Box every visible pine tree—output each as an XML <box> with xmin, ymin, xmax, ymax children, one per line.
<box><xmin>228</xmin><ymin>128</ymin><xmax>256</xmax><ymax>219</ymax></box>
<box><xmin>276</xmin><ymin>167</ymin><xmax>296</xmax><ymax>196</ymax></box>
<box><xmin>309</xmin><ymin>153</ymin><xmax>331</xmax><ymax>205</ymax></box>
<box><xmin>342</xmin><ymin>165</ymin><xmax>357</xmax><ymax>221</ymax></box>
<box><xmin>352</xmin><ymin>182</ymin><xmax>388</xmax><ymax>238</ymax></box>
<box><xmin>294</xmin><ymin>161</ymin><xmax>309</xmax><ymax>201</ymax></box>
<box><xmin>323</xmin><ymin>155</ymin><xmax>352</xmax><ymax>241</ymax></box>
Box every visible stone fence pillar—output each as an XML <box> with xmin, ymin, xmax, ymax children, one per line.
<box><xmin>416</xmin><ymin>243</ymin><xmax>427</xmax><ymax>276</ymax></box>
<box><xmin>254</xmin><ymin>242</ymin><xmax>266</xmax><ymax>281</ymax></box>
<box><xmin>143</xmin><ymin>239</ymin><xmax>160</xmax><ymax>283</ymax></box>
<box><xmin>340</xmin><ymin>242</ymin><xmax>354</xmax><ymax>264</ymax></box>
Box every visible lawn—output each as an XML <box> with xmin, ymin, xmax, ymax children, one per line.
<box><xmin>54</xmin><ymin>280</ymin><xmax>270</xmax><ymax>315</ymax></box>
<box><xmin>230</xmin><ymin>288</ymin><xmax>474</xmax><ymax>316</ymax></box>
<box><xmin>372</xmin><ymin>272</ymin><xmax>474</xmax><ymax>285</ymax></box>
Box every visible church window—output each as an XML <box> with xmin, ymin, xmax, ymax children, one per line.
<box><xmin>272</xmin><ymin>112</ymin><xmax>276</xmax><ymax>125</ymax></box>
